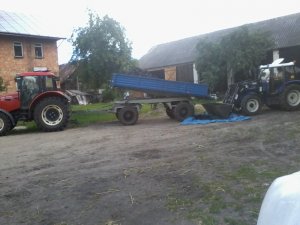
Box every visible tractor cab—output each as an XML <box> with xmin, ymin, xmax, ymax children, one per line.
<box><xmin>15</xmin><ymin>72</ymin><xmax>60</xmax><ymax>109</ymax></box>
<box><xmin>258</xmin><ymin>61</ymin><xmax>299</xmax><ymax>95</ymax></box>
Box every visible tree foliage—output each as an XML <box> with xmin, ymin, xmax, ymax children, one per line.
<box><xmin>195</xmin><ymin>26</ymin><xmax>274</xmax><ymax>92</ymax></box>
<box><xmin>0</xmin><ymin>77</ymin><xmax>6</xmax><ymax>92</ymax></box>
<box><xmin>196</xmin><ymin>40</ymin><xmax>227</xmax><ymax>92</ymax></box>
<box><xmin>71</xmin><ymin>11</ymin><xmax>133</xmax><ymax>90</ymax></box>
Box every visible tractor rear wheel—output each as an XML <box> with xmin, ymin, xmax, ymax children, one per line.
<box><xmin>0</xmin><ymin>113</ymin><xmax>12</xmax><ymax>136</ymax></box>
<box><xmin>34</xmin><ymin>97</ymin><xmax>69</xmax><ymax>132</ymax></box>
<box><xmin>241</xmin><ymin>94</ymin><xmax>262</xmax><ymax>116</ymax></box>
<box><xmin>173</xmin><ymin>102</ymin><xmax>194</xmax><ymax>121</ymax></box>
<box><xmin>280</xmin><ymin>85</ymin><xmax>300</xmax><ymax>110</ymax></box>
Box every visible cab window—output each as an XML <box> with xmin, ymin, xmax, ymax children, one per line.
<box><xmin>45</xmin><ymin>76</ymin><xmax>55</xmax><ymax>90</ymax></box>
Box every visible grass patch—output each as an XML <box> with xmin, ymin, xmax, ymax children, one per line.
<box><xmin>224</xmin><ymin>217</ymin><xmax>249</xmax><ymax>225</ymax></box>
<box><xmin>10</xmin><ymin>99</ymin><xmax>212</xmax><ymax>134</ymax></box>
<box><xmin>10</xmin><ymin>102</ymin><xmax>155</xmax><ymax>134</ymax></box>
<box><xmin>164</xmin><ymin>163</ymin><xmax>290</xmax><ymax>225</ymax></box>
<box><xmin>231</xmin><ymin>165</ymin><xmax>258</xmax><ymax>181</ymax></box>
<box><xmin>166</xmin><ymin>195</ymin><xmax>193</xmax><ymax>212</ymax></box>
<box><xmin>70</xmin><ymin>102</ymin><xmax>116</xmax><ymax>126</ymax></box>
<box><xmin>187</xmin><ymin>210</ymin><xmax>216</xmax><ymax>225</ymax></box>
<box><xmin>10</xmin><ymin>121</ymin><xmax>39</xmax><ymax>135</ymax></box>
<box><xmin>70</xmin><ymin>110</ymin><xmax>116</xmax><ymax>127</ymax></box>
<box><xmin>70</xmin><ymin>103</ymin><xmax>154</xmax><ymax>127</ymax></box>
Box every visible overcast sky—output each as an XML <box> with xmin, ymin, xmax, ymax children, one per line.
<box><xmin>2</xmin><ymin>0</ymin><xmax>300</xmax><ymax>64</ymax></box>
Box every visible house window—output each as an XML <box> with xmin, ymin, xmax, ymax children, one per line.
<box><xmin>14</xmin><ymin>42</ymin><xmax>23</xmax><ymax>58</ymax></box>
<box><xmin>34</xmin><ymin>43</ymin><xmax>43</xmax><ymax>58</ymax></box>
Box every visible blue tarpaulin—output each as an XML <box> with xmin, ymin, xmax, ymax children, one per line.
<box><xmin>181</xmin><ymin>113</ymin><xmax>251</xmax><ymax>125</ymax></box>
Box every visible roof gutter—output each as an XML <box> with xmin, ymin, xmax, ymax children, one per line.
<box><xmin>0</xmin><ymin>32</ymin><xmax>65</xmax><ymax>40</ymax></box>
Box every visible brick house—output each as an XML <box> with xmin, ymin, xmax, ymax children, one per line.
<box><xmin>0</xmin><ymin>10</ymin><xmax>63</xmax><ymax>93</ymax></box>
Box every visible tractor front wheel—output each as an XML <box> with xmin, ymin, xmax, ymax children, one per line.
<box><xmin>34</xmin><ymin>97</ymin><xmax>69</xmax><ymax>132</ymax></box>
<box><xmin>0</xmin><ymin>113</ymin><xmax>12</xmax><ymax>136</ymax></box>
<box><xmin>241</xmin><ymin>95</ymin><xmax>262</xmax><ymax>116</ymax></box>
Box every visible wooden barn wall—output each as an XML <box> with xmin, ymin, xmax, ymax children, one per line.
<box><xmin>148</xmin><ymin>69</ymin><xmax>164</xmax><ymax>79</ymax></box>
<box><xmin>279</xmin><ymin>46</ymin><xmax>300</xmax><ymax>66</ymax></box>
<box><xmin>176</xmin><ymin>63</ymin><xmax>193</xmax><ymax>82</ymax></box>
<box><xmin>164</xmin><ymin>66</ymin><xmax>176</xmax><ymax>81</ymax></box>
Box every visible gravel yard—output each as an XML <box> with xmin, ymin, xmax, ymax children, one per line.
<box><xmin>1</xmin><ymin>109</ymin><xmax>300</xmax><ymax>225</ymax></box>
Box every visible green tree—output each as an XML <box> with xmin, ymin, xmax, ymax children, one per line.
<box><xmin>195</xmin><ymin>39</ymin><xmax>227</xmax><ymax>92</ymax></box>
<box><xmin>0</xmin><ymin>77</ymin><xmax>6</xmax><ymax>92</ymax></box>
<box><xmin>71</xmin><ymin>11</ymin><xmax>133</xmax><ymax>90</ymax></box>
<box><xmin>195</xmin><ymin>26</ymin><xmax>274</xmax><ymax>92</ymax></box>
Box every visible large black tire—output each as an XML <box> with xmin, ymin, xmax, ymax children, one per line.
<box><xmin>0</xmin><ymin>113</ymin><xmax>12</xmax><ymax>136</ymax></box>
<box><xmin>165</xmin><ymin>107</ymin><xmax>175</xmax><ymax>119</ymax></box>
<box><xmin>34</xmin><ymin>97</ymin><xmax>69</xmax><ymax>132</ymax></box>
<box><xmin>241</xmin><ymin>94</ymin><xmax>262</xmax><ymax>116</ymax></box>
<box><xmin>280</xmin><ymin>85</ymin><xmax>300</xmax><ymax>111</ymax></box>
<box><xmin>173</xmin><ymin>102</ymin><xmax>195</xmax><ymax>121</ymax></box>
<box><xmin>117</xmin><ymin>106</ymin><xmax>138</xmax><ymax>125</ymax></box>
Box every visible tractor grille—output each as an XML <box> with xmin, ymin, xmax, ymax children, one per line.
<box><xmin>223</xmin><ymin>84</ymin><xmax>239</xmax><ymax>104</ymax></box>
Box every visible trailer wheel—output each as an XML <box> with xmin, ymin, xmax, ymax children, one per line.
<box><xmin>165</xmin><ymin>108</ymin><xmax>175</xmax><ymax>119</ymax></box>
<box><xmin>34</xmin><ymin>97</ymin><xmax>69</xmax><ymax>132</ymax></box>
<box><xmin>118</xmin><ymin>106</ymin><xmax>138</xmax><ymax>125</ymax></box>
<box><xmin>173</xmin><ymin>102</ymin><xmax>194</xmax><ymax>121</ymax></box>
<box><xmin>0</xmin><ymin>113</ymin><xmax>12</xmax><ymax>136</ymax></box>
<box><xmin>280</xmin><ymin>85</ymin><xmax>300</xmax><ymax>110</ymax></box>
<box><xmin>241</xmin><ymin>94</ymin><xmax>262</xmax><ymax>116</ymax></box>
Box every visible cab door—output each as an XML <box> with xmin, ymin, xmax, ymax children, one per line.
<box><xmin>20</xmin><ymin>76</ymin><xmax>41</xmax><ymax>108</ymax></box>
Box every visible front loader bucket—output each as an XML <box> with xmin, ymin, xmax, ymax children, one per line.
<box><xmin>202</xmin><ymin>103</ymin><xmax>233</xmax><ymax>118</ymax></box>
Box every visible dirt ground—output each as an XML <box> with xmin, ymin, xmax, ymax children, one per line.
<box><xmin>1</xmin><ymin>108</ymin><xmax>300</xmax><ymax>225</ymax></box>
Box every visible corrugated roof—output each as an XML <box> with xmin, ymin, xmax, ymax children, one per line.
<box><xmin>0</xmin><ymin>10</ymin><xmax>63</xmax><ymax>40</ymax></box>
<box><xmin>139</xmin><ymin>12</ymin><xmax>300</xmax><ymax>70</ymax></box>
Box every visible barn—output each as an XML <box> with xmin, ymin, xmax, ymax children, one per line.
<box><xmin>139</xmin><ymin>12</ymin><xmax>300</xmax><ymax>84</ymax></box>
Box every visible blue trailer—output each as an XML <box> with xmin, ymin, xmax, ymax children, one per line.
<box><xmin>110</xmin><ymin>73</ymin><xmax>231</xmax><ymax>125</ymax></box>
<box><xmin>111</xmin><ymin>73</ymin><xmax>209</xmax><ymax>98</ymax></box>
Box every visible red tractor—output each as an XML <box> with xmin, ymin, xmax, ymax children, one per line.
<box><xmin>0</xmin><ymin>72</ymin><xmax>70</xmax><ymax>136</ymax></box>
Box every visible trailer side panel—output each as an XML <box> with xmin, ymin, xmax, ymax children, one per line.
<box><xmin>111</xmin><ymin>74</ymin><xmax>209</xmax><ymax>98</ymax></box>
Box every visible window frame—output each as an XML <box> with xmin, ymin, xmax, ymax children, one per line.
<box><xmin>34</xmin><ymin>43</ymin><xmax>44</xmax><ymax>59</ymax></box>
<box><xmin>13</xmin><ymin>41</ymin><xmax>23</xmax><ymax>58</ymax></box>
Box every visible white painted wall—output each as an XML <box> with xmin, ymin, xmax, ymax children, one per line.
<box><xmin>193</xmin><ymin>63</ymin><xmax>198</xmax><ymax>84</ymax></box>
<box><xmin>273</xmin><ymin>50</ymin><xmax>280</xmax><ymax>61</ymax></box>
